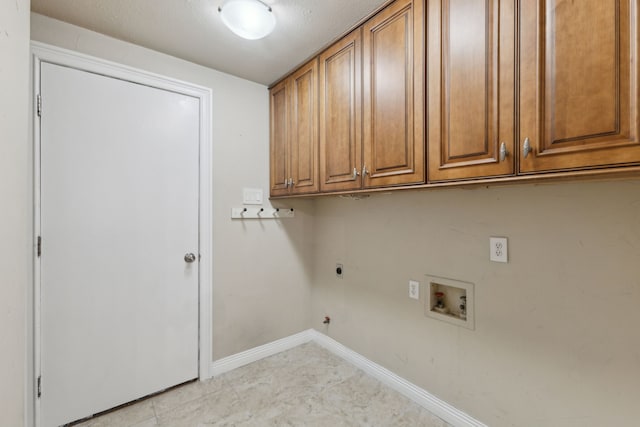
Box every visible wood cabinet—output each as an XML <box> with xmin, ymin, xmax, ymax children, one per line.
<box><xmin>319</xmin><ymin>29</ymin><xmax>363</xmax><ymax>192</ymax></box>
<box><xmin>428</xmin><ymin>0</ymin><xmax>640</xmax><ymax>182</ymax></box>
<box><xmin>318</xmin><ymin>0</ymin><xmax>425</xmax><ymax>193</ymax></box>
<box><xmin>270</xmin><ymin>59</ymin><xmax>319</xmax><ymax>196</ymax></box>
<box><xmin>519</xmin><ymin>0</ymin><xmax>640</xmax><ymax>173</ymax></box>
<box><xmin>271</xmin><ymin>0</ymin><xmax>640</xmax><ymax>198</ymax></box>
<box><xmin>290</xmin><ymin>60</ymin><xmax>319</xmax><ymax>193</ymax></box>
<box><xmin>363</xmin><ymin>0</ymin><xmax>425</xmax><ymax>187</ymax></box>
<box><xmin>269</xmin><ymin>80</ymin><xmax>289</xmax><ymax>196</ymax></box>
<box><xmin>427</xmin><ymin>0</ymin><xmax>516</xmax><ymax>182</ymax></box>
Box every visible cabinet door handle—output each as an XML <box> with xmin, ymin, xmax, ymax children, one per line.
<box><xmin>362</xmin><ymin>166</ymin><xmax>369</xmax><ymax>177</ymax></box>
<box><xmin>352</xmin><ymin>167</ymin><xmax>360</xmax><ymax>180</ymax></box>
<box><xmin>289</xmin><ymin>178</ymin><xmax>295</xmax><ymax>187</ymax></box>
<box><xmin>522</xmin><ymin>137</ymin><xmax>533</xmax><ymax>159</ymax></box>
<box><xmin>499</xmin><ymin>142</ymin><xmax>509</xmax><ymax>162</ymax></box>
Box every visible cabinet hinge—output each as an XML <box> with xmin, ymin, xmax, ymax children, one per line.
<box><xmin>37</xmin><ymin>376</ymin><xmax>41</xmax><ymax>398</ymax></box>
<box><xmin>37</xmin><ymin>94</ymin><xmax>42</xmax><ymax>117</ymax></box>
<box><xmin>37</xmin><ymin>236</ymin><xmax>42</xmax><ymax>258</ymax></box>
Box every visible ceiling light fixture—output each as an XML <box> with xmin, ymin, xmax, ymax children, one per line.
<box><xmin>218</xmin><ymin>0</ymin><xmax>276</xmax><ymax>40</ymax></box>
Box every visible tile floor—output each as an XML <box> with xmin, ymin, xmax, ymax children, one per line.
<box><xmin>72</xmin><ymin>343</ymin><xmax>452</xmax><ymax>427</ymax></box>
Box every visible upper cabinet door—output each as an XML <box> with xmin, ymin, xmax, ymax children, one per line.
<box><xmin>290</xmin><ymin>59</ymin><xmax>319</xmax><ymax>194</ymax></box>
<box><xmin>319</xmin><ymin>29</ymin><xmax>363</xmax><ymax>192</ymax></box>
<box><xmin>269</xmin><ymin>80</ymin><xmax>290</xmax><ymax>196</ymax></box>
<box><xmin>519</xmin><ymin>0</ymin><xmax>640</xmax><ymax>173</ymax></box>
<box><xmin>363</xmin><ymin>0</ymin><xmax>425</xmax><ymax>187</ymax></box>
<box><xmin>427</xmin><ymin>0</ymin><xmax>516</xmax><ymax>182</ymax></box>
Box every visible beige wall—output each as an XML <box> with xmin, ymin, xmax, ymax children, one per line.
<box><xmin>27</xmin><ymin>11</ymin><xmax>640</xmax><ymax>427</ymax></box>
<box><xmin>0</xmin><ymin>1</ymin><xmax>30</xmax><ymax>425</ymax></box>
<box><xmin>311</xmin><ymin>180</ymin><xmax>640</xmax><ymax>426</ymax></box>
<box><xmin>30</xmin><ymin>13</ymin><xmax>315</xmax><ymax>361</ymax></box>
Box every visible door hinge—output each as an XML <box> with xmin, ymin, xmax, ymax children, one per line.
<box><xmin>37</xmin><ymin>376</ymin><xmax>41</xmax><ymax>398</ymax></box>
<box><xmin>37</xmin><ymin>236</ymin><xmax>42</xmax><ymax>257</ymax></box>
<box><xmin>37</xmin><ymin>94</ymin><xmax>42</xmax><ymax>117</ymax></box>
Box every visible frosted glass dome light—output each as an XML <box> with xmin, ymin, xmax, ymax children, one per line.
<box><xmin>218</xmin><ymin>0</ymin><xmax>276</xmax><ymax>40</ymax></box>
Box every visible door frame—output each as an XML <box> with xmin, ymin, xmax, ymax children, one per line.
<box><xmin>28</xmin><ymin>42</ymin><xmax>213</xmax><ymax>427</ymax></box>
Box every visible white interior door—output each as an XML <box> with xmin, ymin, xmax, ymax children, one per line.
<box><xmin>39</xmin><ymin>62</ymin><xmax>200</xmax><ymax>427</ymax></box>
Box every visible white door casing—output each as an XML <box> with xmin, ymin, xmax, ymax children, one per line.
<box><xmin>31</xmin><ymin>43</ymin><xmax>213</xmax><ymax>427</ymax></box>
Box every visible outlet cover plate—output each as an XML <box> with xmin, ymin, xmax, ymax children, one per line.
<box><xmin>243</xmin><ymin>188</ymin><xmax>263</xmax><ymax>205</ymax></box>
<box><xmin>490</xmin><ymin>237</ymin><xmax>508</xmax><ymax>262</ymax></box>
<box><xmin>409</xmin><ymin>280</ymin><xmax>419</xmax><ymax>300</ymax></box>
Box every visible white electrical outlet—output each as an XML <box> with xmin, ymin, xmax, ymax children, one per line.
<box><xmin>409</xmin><ymin>280</ymin><xmax>419</xmax><ymax>300</ymax></box>
<box><xmin>490</xmin><ymin>237</ymin><xmax>508</xmax><ymax>263</ymax></box>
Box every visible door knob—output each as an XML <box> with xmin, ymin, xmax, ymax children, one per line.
<box><xmin>184</xmin><ymin>253</ymin><xmax>197</xmax><ymax>263</ymax></box>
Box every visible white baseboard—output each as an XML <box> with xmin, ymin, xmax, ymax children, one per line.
<box><xmin>210</xmin><ymin>329</ymin><xmax>486</xmax><ymax>427</ymax></box>
<box><xmin>209</xmin><ymin>330</ymin><xmax>314</xmax><ymax>376</ymax></box>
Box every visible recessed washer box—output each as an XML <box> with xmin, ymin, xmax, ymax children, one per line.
<box><xmin>425</xmin><ymin>275</ymin><xmax>475</xmax><ymax>330</ymax></box>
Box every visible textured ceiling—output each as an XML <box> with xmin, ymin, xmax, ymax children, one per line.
<box><xmin>30</xmin><ymin>0</ymin><xmax>389</xmax><ymax>85</ymax></box>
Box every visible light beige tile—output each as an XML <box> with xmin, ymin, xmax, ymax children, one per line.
<box><xmin>388</xmin><ymin>403</ymin><xmax>452</xmax><ymax>427</ymax></box>
<box><xmin>219</xmin><ymin>342</ymin><xmax>341</xmax><ymax>390</ymax></box>
<box><xmin>289</xmin><ymin>360</ymin><xmax>360</xmax><ymax>391</ymax></box>
<box><xmin>199</xmin><ymin>376</ymin><xmax>229</xmax><ymax>396</ymax></box>
<box><xmin>151</xmin><ymin>381</ymin><xmax>204</xmax><ymax>416</ymax></box>
<box><xmin>75</xmin><ymin>399</ymin><xmax>156</xmax><ymax>427</ymax></box>
<box><xmin>155</xmin><ymin>389</ymin><xmax>245</xmax><ymax>427</ymax></box>
<box><xmin>151</xmin><ymin>378</ymin><xmax>230</xmax><ymax>416</ymax></box>
<box><xmin>129</xmin><ymin>418</ymin><xmax>159</xmax><ymax>427</ymax></box>
<box><xmin>263</xmin><ymin>411</ymin><xmax>352</xmax><ymax>427</ymax></box>
<box><xmin>229</xmin><ymin>379</ymin><xmax>322</xmax><ymax>419</ymax></box>
<box><xmin>78</xmin><ymin>343</ymin><xmax>451</xmax><ymax>427</ymax></box>
<box><xmin>322</xmin><ymin>370</ymin><xmax>386</xmax><ymax>407</ymax></box>
<box><xmin>218</xmin><ymin>358</ymin><xmax>278</xmax><ymax>387</ymax></box>
<box><xmin>318</xmin><ymin>371</ymin><xmax>431</xmax><ymax>426</ymax></box>
<box><xmin>263</xmin><ymin>395</ymin><xmax>352</xmax><ymax>427</ymax></box>
<box><xmin>279</xmin><ymin>342</ymin><xmax>338</xmax><ymax>366</ymax></box>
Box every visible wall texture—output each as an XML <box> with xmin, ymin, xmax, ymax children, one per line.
<box><xmin>28</xmin><ymin>11</ymin><xmax>640</xmax><ymax>427</ymax></box>
<box><xmin>0</xmin><ymin>1</ymin><xmax>30</xmax><ymax>426</ymax></box>
<box><xmin>311</xmin><ymin>180</ymin><xmax>640</xmax><ymax>426</ymax></box>
<box><xmin>30</xmin><ymin>13</ymin><xmax>315</xmax><ymax>361</ymax></box>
